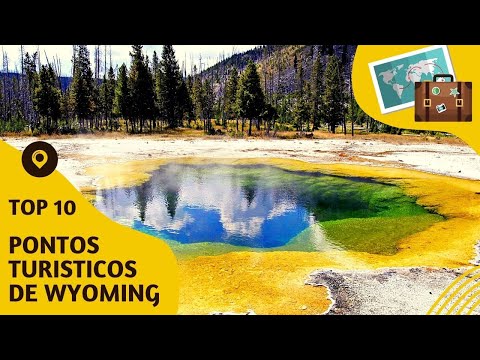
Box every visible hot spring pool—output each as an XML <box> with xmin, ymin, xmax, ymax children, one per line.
<box><xmin>93</xmin><ymin>163</ymin><xmax>443</xmax><ymax>256</ymax></box>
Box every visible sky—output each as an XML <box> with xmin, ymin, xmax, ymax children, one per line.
<box><xmin>0</xmin><ymin>45</ymin><xmax>258</xmax><ymax>77</ymax></box>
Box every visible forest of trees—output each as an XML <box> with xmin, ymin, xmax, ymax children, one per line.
<box><xmin>0</xmin><ymin>45</ymin><xmax>402</xmax><ymax>136</ymax></box>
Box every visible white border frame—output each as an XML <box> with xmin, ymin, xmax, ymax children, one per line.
<box><xmin>368</xmin><ymin>45</ymin><xmax>455</xmax><ymax>114</ymax></box>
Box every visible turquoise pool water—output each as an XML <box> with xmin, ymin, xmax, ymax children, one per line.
<box><xmin>93</xmin><ymin>163</ymin><xmax>443</xmax><ymax>255</ymax></box>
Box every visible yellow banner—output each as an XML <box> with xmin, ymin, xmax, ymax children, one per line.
<box><xmin>0</xmin><ymin>140</ymin><xmax>179</xmax><ymax>314</ymax></box>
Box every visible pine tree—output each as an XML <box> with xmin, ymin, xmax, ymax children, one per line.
<box><xmin>70</xmin><ymin>45</ymin><xmax>94</xmax><ymax>129</ymax></box>
<box><xmin>60</xmin><ymin>88</ymin><xmax>73</xmax><ymax>130</ymax></box>
<box><xmin>154</xmin><ymin>60</ymin><xmax>163</xmax><ymax>128</ymax></box>
<box><xmin>23</xmin><ymin>52</ymin><xmax>39</xmax><ymax>129</ymax></box>
<box><xmin>34</xmin><ymin>65</ymin><xmax>61</xmax><ymax>134</ymax></box>
<box><xmin>310</xmin><ymin>55</ymin><xmax>324</xmax><ymax>130</ymax></box>
<box><xmin>186</xmin><ymin>74</ymin><xmax>194</xmax><ymax>93</ymax></box>
<box><xmin>262</xmin><ymin>102</ymin><xmax>277</xmax><ymax>135</ymax></box>
<box><xmin>152</xmin><ymin>51</ymin><xmax>159</xmax><ymax>78</ymax></box>
<box><xmin>202</xmin><ymin>78</ymin><xmax>214</xmax><ymax>133</ymax></box>
<box><xmin>192</xmin><ymin>74</ymin><xmax>203</xmax><ymax>124</ymax></box>
<box><xmin>100</xmin><ymin>66</ymin><xmax>116</xmax><ymax>130</ymax></box>
<box><xmin>297</xmin><ymin>61</ymin><xmax>304</xmax><ymax>96</ymax></box>
<box><xmin>323</xmin><ymin>55</ymin><xmax>344</xmax><ymax>134</ymax></box>
<box><xmin>128</xmin><ymin>45</ymin><xmax>155</xmax><ymax>133</ymax></box>
<box><xmin>145</xmin><ymin>58</ymin><xmax>155</xmax><ymax>131</ymax></box>
<box><xmin>114</xmin><ymin>63</ymin><xmax>129</xmax><ymax>126</ymax></box>
<box><xmin>91</xmin><ymin>79</ymin><xmax>101</xmax><ymax>129</ymax></box>
<box><xmin>177</xmin><ymin>78</ymin><xmax>192</xmax><ymax>127</ymax></box>
<box><xmin>185</xmin><ymin>74</ymin><xmax>195</xmax><ymax>127</ymax></box>
<box><xmin>106</xmin><ymin>66</ymin><xmax>116</xmax><ymax>130</ymax></box>
<box><xmin>128</xmin><ymin>45</ymin><xmax>142</xmax><ymax>132</ymax></box>
<box><xmin>236</xmin><ymin>60</ymin><xmax>265</xmax><ymax>136</ymax></box>
<box><xmin>293</xmin><ymin>60</ymin><xmax>307</xmax><ymax>133</ymax></box>
<box><xmin>151</xmin><ymin>50</ymin><xmax>160</xmax><ymax>127</ymax></box>
<box><xmin>293</xmin><ymin>93</ymin><xmax>309</xmax><ymax>132</ymax></box>
<box><xmin>223</xmin><ymin>67</ymin><xmax>239</xmax><ymax>128</ymax></box>
<box><xmin>23</xmin><ymin>52</ymin><xmax>39</xmax><ymax>93</ymax></box>
<box><xmin>304</xmin><ymin>82</ymin><xmax>313</xmax><ymax>132</ymax></box>
<box><xmin>11</xmin><ymin>77</ymin><xmax>24</xmax><ymax>126</ymax></box>
<box><xmin>100</xmin><ymin>74</ymin><xmax>108</xmax><ymax>126</ymax></box>
<box><xmin>159</xmin><ymin>45</ymin><xmax>182</xmax><ymax>128</ymax></box>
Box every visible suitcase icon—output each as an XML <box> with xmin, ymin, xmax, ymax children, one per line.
<box><xmin>414</xmin><ymin>74</ymin><xmax>472</xmax><ymax>122</ymax></box>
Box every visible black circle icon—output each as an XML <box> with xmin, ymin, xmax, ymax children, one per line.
<box><xmin>22</xmin><ymin>141</ymin><xmax>58</xmax><ymax>178</ymax></box>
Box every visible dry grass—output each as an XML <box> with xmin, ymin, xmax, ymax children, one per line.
<box><xmin>1</xmin><ymin>123</ymin><xmax>466</xmax><ymax>146</ymax></box>
<box><xmin>305</xmin><ymin>132</ymin><xmax>465</xmax><ymax>146</ymax></box>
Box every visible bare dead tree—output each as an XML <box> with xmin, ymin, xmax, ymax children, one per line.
<box><xmin>269</xmin><ymin>57</ymin><xmax>274</xmax><ymax>104</ymax></box>
<box><xmin>276</xmin><ymin>50</ymin><xmax>281</xmax><ymax>100</ymax></box>
<box><xmin>20</xmin><ymin>45</ymin><xmax>26</xmax><ymax>121</ymax></box>
<box><xmin>55</xmin><ymin>55</ymin><xmax>62</xmax><ymax>89</ymax></box>
<box><xmin>43</xmin><ymin>49</ymin><xmax>50</xmax><ymax>67</ymax></box>
<box><xmin>2</xmin><ymin>49</ymin><xmax>12</xmax><ymax>123</ymax></box>
<box><xmin>37</xmin><ymin>45</ymin><xmax>41</xmax><ymax>70</ymax></box>
<box><xmin>198</xmin><ymin>54</ymin><xmax>205</xmax><ymax>131</ymax></box>
<box><xmin>104</xmin><ymin>45</ymin><xmax>108</xmax><ymax>129</ymax></box>
<box><xmin>263</xmin><ymin>46</ymin><xmax>268</xmax><ymax>100</ymax></box>
<box><xmin>94</xmin><ymin>45</ymin><xmax>99</xmax><ymax>81</ymax></box>
<box><xmin>93</xmin><ymin>45</ymin><xmax>101</xmax><ymax>129</ymax></box>
<box><xmin>72</xmin><ymin>45</ymin><xmax>78</xmax><ymax>77</ymax></box>
<box><xmin>44</xmin><ymin>51</ymin><xmax>62</xmax><ymax>88</ymax></box>
<box><xmin>20</xmin><ymin>46</ymin><xmax>24</xmax><ymax>77</ymax></box>
<box><xmin>220</xmin><ymin>51</ymin><xmax>226</xmax><ymax>128</ymax></box>
<box><xmin>104</xmin><ymin>45</ymin><xmax>107</xmax><ymax>78</ymax></box>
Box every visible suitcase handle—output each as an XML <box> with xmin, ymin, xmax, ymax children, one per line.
<box><xmin>433</xmin><ymin>74</ymin><xmax>454</xmax><ymax>82</ymax></box>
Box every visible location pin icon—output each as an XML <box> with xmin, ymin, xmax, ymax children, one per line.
<box><xmin>32</xmin><ymin>150</ymin><xmax>48</xmax><ymax>169</ymax></box>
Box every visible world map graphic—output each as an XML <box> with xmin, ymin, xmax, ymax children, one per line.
<box><xmin>371</xmin><ymin>46</ymin><xmax>453</xmax><ymax>112</ymax></box>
